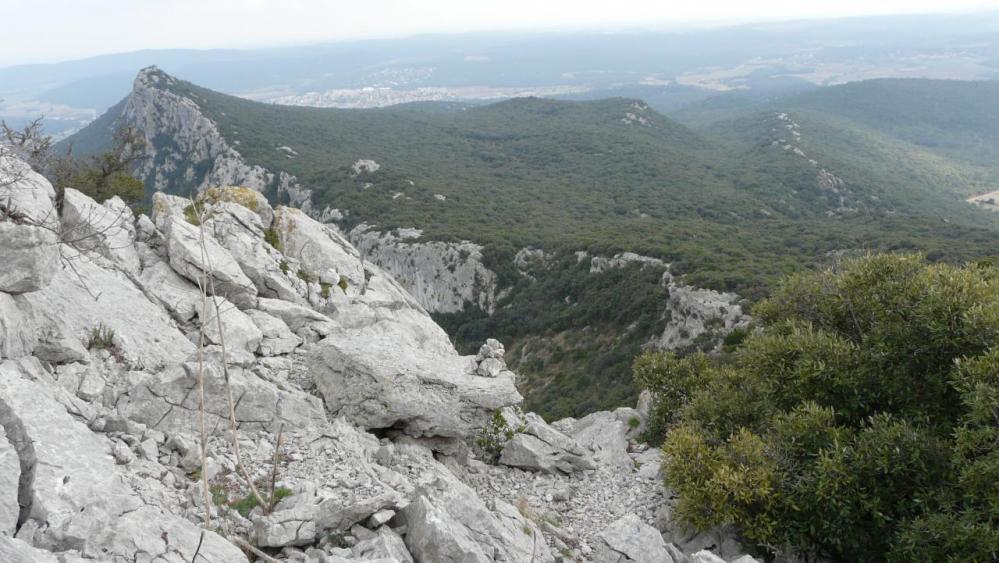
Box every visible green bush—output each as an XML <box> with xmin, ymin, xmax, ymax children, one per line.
<box><xmin>636</xmin><ymin>254</ymin><xmax>999</xmax><ymax>562</ymax></box>
<box><xmin>87</xmin><ymin>323</ymin><xmax>116</xmax><ymax>350</ymax></box>
<box><xmin>263</xmin><ymin>227</ymin><xmax>282</xmax><ymax>251</ymax></box>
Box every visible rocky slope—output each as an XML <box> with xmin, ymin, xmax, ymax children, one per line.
<box><xmin>0</xmin><ymin>150</ymin><xmax>763</xmax><ymax>562</ymax></box>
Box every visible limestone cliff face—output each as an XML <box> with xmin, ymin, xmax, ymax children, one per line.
<box><xmin>577</xmin><ymin>251</ymin><xmax>750</xmax><ymax>351</ymax></box>
<box><xmin>349</xmin><ymin>224</ymin><xmax>499</xmax><ymax>314</ymax></box>
<box><xmin>120</xmin><ymin>67</ymin><xmax>311</xmax><ymax>206</ymax></box>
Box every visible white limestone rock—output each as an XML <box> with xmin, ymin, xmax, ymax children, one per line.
<box><xmin>0</xmin><ymin>358</ymin><xmax>117</xmax><ymax>551</ymax></box>
<box><xmin>203</xmin><ymin>200</ymin><xmax>302</xmax><ymax>302</ymax></box>
<box><xmin>14</xmin><ymin>249</ymin><xmax>194</xmax><ymax>369</ymax></box>
<box><xmin>350</xmin><ymin>224</ymin><xmax>499</xmax><ymax>314</ymax></box>
<box><xmin>120</xmin><ymin>362</ymin><xmax>326</xmax><ymax>434</ymax></box>
<box><xmin>571</xmin><ymin>410</ymin><xmax>634</xmax><ymax>472</ymax></box>
<box><xmin>0</xmin><ymin>223</ymin><xmax>59</xmax><ymax>294</ymax></box>
<box><xmin>163</xmin><ymin>215</ymin><xmax>258</xmax><ymax>308</ymax></box>
<box><xmin>0</xmin><ymin>358</ymin><xmax>244</xmax><ymax>562</ymax></box>
<box><xmin>0</xmin><ymin>536</ymin><xmax>59</xmax><ymax>563</ymax></box>
<box><xmin>655</xmin><ymin>274</ymin><xmax>749</xmax><ymax>351</ymax></box>
<box><xmin>351</xmin><ymin>526</ymin><xmax>413</xmax><ymax>562</ymax></box>
<box><xmin>0</xmin><ymin>426</ymin><xmax>19</xmax><ymax>536</ymax></box>
<box><xmin>138</xmin><ymin>259</ymin><xmax>202</xmax><ymax>322</ymax></box>
<box><xmin>402</xmin><ymin>464</ymin><xmax>554</xmax><ymax>563</ymax></box>
<box><xmin>0</xmin><ymin>151</ymin><xmax>58</xmax><ymax>227</ymax></box>
<box><xmin>311</xmin><ymin>336</ymin><xmax>522</xmax><ymax>438</ymax></box>
<box><xmin>32</xmin><ymin>326</ymin><xmax>89</xmax><ymax>364</ymax></box>
<box><xmin>199</xmin><ymin>296</ymin><xmax>263</xmax><ymax>364</ymax></box>
<box><xmin>691</xmin><ymin>550</ymin><xmax>727</xmax><ymax>563</ymax></box>
<box><xmin>256</xmin><ymin>297</ymin><xmax>335</xmax><ymax>340</ymax></box>
<box><xmin>273</xmin><ymin>206</ymin><xmax>365</xmax><ymax>289</ymax></box>
<box><xmin>248</xmin><ymin>309</ymin><xmax>302</xmax><ymax>356</ymax></box>
<box><xmin>0</xmin><ymin>293</ymin><xmax>38</xmax><ymax>360</ymax></box>
<box><xmin>60</xmin><ymin>188</ymin><xmax>141</xmax><ymax>275</ymax></box>
<box><xmin>499</xmin><ymin>412</ymin><xmax>595</xmax><ymax>474</ymax></box>
<box><xmin>594</xmin><ymin>513</ymin><xmax>674</xmax><ymax>563</ymax></box>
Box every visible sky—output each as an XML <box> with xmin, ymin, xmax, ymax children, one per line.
<box><xmin>3</xmin><ymin>0</ymin><xmax>999</xmax><ymax>66</ymax></box>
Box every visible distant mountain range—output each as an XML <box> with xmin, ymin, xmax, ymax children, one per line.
<box><xmin>62</xmin><ymin>66</ymin><xmax>999</xmax><ymax>417</ymax></box>
<box><xmin>6</xmin><ymin>11</ymin><xmax>999</xmax><ymax>137</ymax></box>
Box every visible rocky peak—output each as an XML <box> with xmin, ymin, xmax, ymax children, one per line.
<box><xmin>116</xmin><ymin>68</ymin><xmax>312</xmax><ymax>207</ymax></box>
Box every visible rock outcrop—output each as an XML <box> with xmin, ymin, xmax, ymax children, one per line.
<box><xmin>121</xmin><ymin>67</ymin><xmax>311</xmax><ymax>206</ymax></box>
<box><xmin>350</xmin><ymin>224</ymin><xmax>499</xmax><ymax>314</ymax></box>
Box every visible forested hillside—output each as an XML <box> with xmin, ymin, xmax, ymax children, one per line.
<box><xmin>62</xmin><ymin>70</ymin><xmax>999</xmax><ymax>417</ymax></box>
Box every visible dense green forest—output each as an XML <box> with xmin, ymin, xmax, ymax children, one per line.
<box><xmin>64</xmin><ymin>71</ymin><xmax>999</xmax><ymax>417</ymax></box>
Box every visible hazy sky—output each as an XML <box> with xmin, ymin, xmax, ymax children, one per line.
<box><xmin>4</xmin><ymin>0</ymin><xmax>999</xmax><ymax>66</ymax></box>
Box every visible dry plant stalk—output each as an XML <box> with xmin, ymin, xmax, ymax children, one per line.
<box><xmin>189</xmin><ymin>194</ymin><xmax>267</xmax><ymax>511</ymax></box>
<box><xmin>267</xmin><ymin>423</ymin><xmax>285</xmax><ymax>513</ymax></box>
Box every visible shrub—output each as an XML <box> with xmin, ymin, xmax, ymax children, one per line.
<box><xmin>263</xmin><ymin>227</ymin><xmax>282</xmax><ymax>251</ymax></box>
<box><xmin>87</xmin><ymin>323</ymin><xmax>116</xmax><ymax>350</ymax></box>
<box><xmin>637</xmin><ymin>254</ymin><xmax>999</xmax><ymax>562</ymax></box>
<box><xmin>183</xmin><ymin>202</ymin><xmax>205</xmax><ymax>225</ymax></box>
<box><xmin>337</xmin><ymin>276</ymin><xmax>349</xmax><ymax>293</ymax></box>
<box><xmin>476</xmin><ymin>409</ymin><xmax>523</xmax><ymax>463</ymax></box>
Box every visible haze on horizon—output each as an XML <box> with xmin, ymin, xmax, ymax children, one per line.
<box><xmin>4</xmin><ymin>0</ymin><xmax>999</xmax><ymax>67</ymax></box>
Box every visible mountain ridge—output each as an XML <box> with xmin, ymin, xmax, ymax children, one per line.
<box><xmin>62</xmin><ymin>68</ymin><xmax>999</xmax><ymax>417</ymax></box>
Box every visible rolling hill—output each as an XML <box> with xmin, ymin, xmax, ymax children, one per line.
<box><xmin>61</xmin><ymin>69</ymin><xmax>999</xmax><ymax>417</ymax></box>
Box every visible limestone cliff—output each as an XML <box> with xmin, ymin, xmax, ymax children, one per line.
<box><xmin>349</xmin><ymin>224</ymin><xmax>498</xmax><ymax>314</ymax></box>
<box><xmin>118</xmin><ymin>67</ymin><xmax>310</xmax><ymax>206</ymax></box>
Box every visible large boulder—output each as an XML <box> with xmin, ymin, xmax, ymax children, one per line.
<box><xmin>0</xmin><ymin>293</ymin><xmax>39</xmax><ymax>360</ymax></box>
<box><xmin>256</xmin><ymin>297</ymin><xmax>336</xmax><ymax>341</ymax></box>
<box><xmin>499</xmin><ymin>412</ymin><xmax>595</xmax><ymax>474</ymax></box>
<box><xmin>0</xmin><ymin>223</ymin><xmax>59</xmax><ymax>294</ymax></box>
<box><xmin>594</xmin><ymin>513</ymin><xmax>674</xmax><ymax>563</ymax></box>
<box><xmin>402</xmin><ymin>464</ymin><xmax>554</xmax><ymax>563</ymax></box>
<box><xmin>351</xmin><ymin>526</ymin><xmax>413</xmax><ymax>562</ymax></box>
<box><xmin>60</xmin><ymin>189</ymin><xmax>140</xmax><ymax>275</ymax></box>
<box><xmin>203</xmin><ymin>200</ymin><xmax>302</xmax><ymax>303</ymax></box>
<box><xmin>273</xmin><ymin>206</ymin><xmax>365</xmax><ymax>289</ymax></box>
<box><xmin>138</xmin><ymin>259</ymin><xmax>202</xmax><ymax>322</ymax></box>
<box><xmin>199</xmin><ymin>296</ymin><xmax>263</xmax><ymax>364</ymax></box>
<box><xmin>0</xmin><ymin>152</ymin><xmax>58</xmax><ymax>227</ymax></box>
<box><xmin>571</xmin><ymin>409</ymin><xmax>634</xmax><ymax>472</ymax></box>
<box><xmin>163</xmin><ymin>215</ymin><xmax>258</xmax><ymax>308</ymax></box>
<box><xmin>247</xmin><ymin>309</ymin><xmax>301</xmax><ymax>356</ymax></box>
<box><xmin>201</xmin><ymin>185</ymin><xmax>275</xmax><ymax>227</ymax></box>
<box><xmin>311</xmin><ymin>336</ymin><xmax>522</xmax><ymax>438</ymax></box>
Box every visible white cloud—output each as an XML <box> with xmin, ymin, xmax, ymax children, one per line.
<box><xmin>2</xmin><ymin>0</ymin><xmax>998</xmax><ymax>66</ymax></box>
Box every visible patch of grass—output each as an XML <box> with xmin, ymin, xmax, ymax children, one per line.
<box><xmin>320</xmin><ymin>282</ymin><xmax>332</xmax><ymax>299</ymax></box>
<box><xmin>87</xmin><ymin>323</ymin><xmax>116</xmax><ymax>350</ymax></box>
<box><xmin>183</xmin><ymin>202</ymin><xmax>205</xmax><ymax>225</ymax></box>
<box><xmin>337</xmin><ymin>276</ymin><xmax>349</xmax><ymax>293</ymax></box>
<box><xmin>279</xmin><ymin>259</ymin><xmax>289</xmax><ymax>274</ymax></box>
<box><xmin>263</xmin><ymin>227</ymin><xmax>282</xmax><ymax>251</ymax></box>
<box><xmin>296</xmin><ymin>269</ymin><xmax>315</xmax><ymax>284</ymax></box>
<box><xmin>210</xmin><ymin>484</ymin><xmax>228</xmax><ymax>506</ymax></box>
<box><xmin>627</xmin><ymin>416</ymin><xmax>641</xmax><ymax>429</ymax></box>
